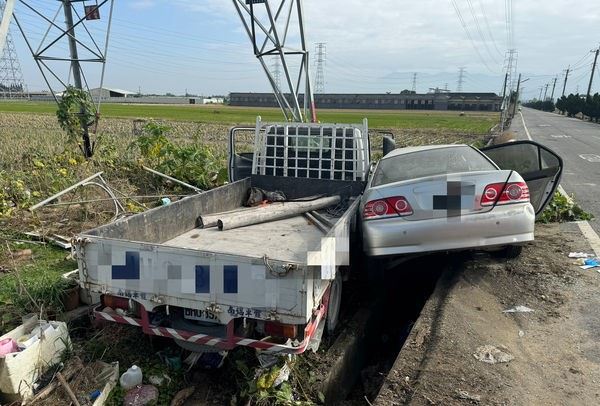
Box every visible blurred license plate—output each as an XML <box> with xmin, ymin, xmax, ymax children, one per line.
<box><xmin>184</xmin><ymin>308</ymin><xmax>218</xmax><ymax>322</ymax></box>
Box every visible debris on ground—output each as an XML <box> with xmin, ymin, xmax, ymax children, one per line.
<box><xmin>120</xmin><ymin>365</ymin><xmax>143</xmax><ymax>390</ymax></box>
<box><xmin>580</xmin><ymin>258</ymin><xmax>600</xmax><ymax>269</ymax></box>
<box><xmin>455</xmin><ymin>389</ymin><xmax>482</xmax><ymax>402</ymax></box>
<box><xmin>0</xmin><ymin>316</ymin><xmax>71</xmax><ymax>401</ymax></box>
<box><xmin>503</xmin><ymin>305</ymin><xmax>535</xmax><ymax>313</ymax></box>
<box><xmin>568</xmin><ymin>252</ymin><xmax>593</xmax><ymax>258</ymax></box>
<box><xmin>10</xmin><ymin>248</ymin><xmax>33</xmax><ymax>259</ymax></box>
<box><xmin>123</xmin><ymin>384</ymin><xmax>159</xmax><ymax>406</ymax></box>
<box><xmin>169</xmin><ymin>386</ymin><xmax>195</xmax><ymax>406</ymax></box>
<box><xmin>473</xmin><ymin>345</ymin><xmax>514</xmax><ymax>364</ymax></box>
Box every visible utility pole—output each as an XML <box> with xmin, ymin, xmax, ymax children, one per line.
<box><xmin>562</xmin><ymin>67</ymin><xmax>570</xmax><ymax>97</ymax></box>
<box><xmin>587</xmin><ymin>48</ymin><xmax>599</xmax><ymax>98</ymax></box>
<box><xmin>543</xmin><ymin>83</ymin><xmax>549</xmax><ymax>101</ymax></box>
<box><xmin>550</xmin><ymin>76</ymin><xmax>557</xmax><ymax>102</ymax></box>
<box><xmin>411</xmin><ymin>72</ymin><xmax>417</xmax><ymax>93</ymax></box>
<box><xmin>501</xmin><ymin>72</ymin><xmax>508</xmax><ymax>105</ymax></box>
<box><xmin>538</xmin><ymin>87</ymin><xmax>543</xmax><ymax>100</ymax></box>
<box><xmin>63</xmin><ymin>0</ymin><xmax>93</xmax><ymax>158</ymax></box>
<box><xmin>457</xmin><ymin>67</ymin><xmax>466</xmax><ymax>92</ymax></box>
<box><xmin>511</xmin><ymin>73</ymin><xmax>522</xmax><ymax>117</ymax></box>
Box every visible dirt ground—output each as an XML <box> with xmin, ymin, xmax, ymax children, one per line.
<box><xmin>375</xmin><ymin>223</ymin><xmax>600</xmax><ymax>405</ymax></box>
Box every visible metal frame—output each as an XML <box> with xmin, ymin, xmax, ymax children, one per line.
<box><xmin>232</xmin><ymin>0</ymin><xmax>316</xmax><ymax>123</ymax></box>
<box><xmin>252</xmin><ymin>117</ymin><xmax>370</xmax><ymax>181</ymax></box>
<box><xmin>12</xmin><ymin>0</ymin><xmax>114</xmax><ymax>105</ymax></box>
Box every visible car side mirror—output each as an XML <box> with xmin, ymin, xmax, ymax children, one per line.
<box><xmin>382</xmin><ymin>135</ymin><xmax>396</xmax><ymax>156</ymax></box>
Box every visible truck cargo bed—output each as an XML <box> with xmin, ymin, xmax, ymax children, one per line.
<box><xmin>163</xmin><ymin>215</ymin><xmax>325</xmax><ymax>264</ymax></box>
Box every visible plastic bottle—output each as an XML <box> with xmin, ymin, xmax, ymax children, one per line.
<box><xmin>119</xmin><ymin>365</ymin><xmax>143</xmax><ymax>390</ymax></box>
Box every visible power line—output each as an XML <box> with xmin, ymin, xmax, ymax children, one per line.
<box><xmin>465</xmin><ymin>0</ymin><xmax>499</xmax><ymax>64</ymax></box>
<box><xmin>449</xmin><ymin>0</ymin><xmax>498</xmax><ymax>73</ymax></box>
<box><xmin>476</xmin><ymin>0</ymin><xmax>503</xmax><ymax>57</ymax></box>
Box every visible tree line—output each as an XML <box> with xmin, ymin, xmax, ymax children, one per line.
<box><xmin>524</xmin><ymin>93</ymin><xmax>600</xmax><ymax>122</ymax></box>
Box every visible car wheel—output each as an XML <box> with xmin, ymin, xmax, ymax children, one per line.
<box><xmin>495</xmin><ymin>245</ymin><xmax>523</xmax><ymax>259</ymax></box>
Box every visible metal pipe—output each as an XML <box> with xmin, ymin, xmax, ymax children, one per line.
<box><xmin>29</xmin><ymin>171</ymin><xmax>104</xmax><ymax>211</ymax></box>
<box><xmin>142</xmin><ymin>166</ymin><xmax>203</xmax><ymax>193</ymax></box>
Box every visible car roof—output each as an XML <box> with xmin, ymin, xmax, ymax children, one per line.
<box><xmin>382</xmin><ymin>144</ymin><xmax>469</xmax><ymax>160</ymax></box>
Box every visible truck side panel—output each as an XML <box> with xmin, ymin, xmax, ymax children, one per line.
<box><xmin>86</xmin><ymin>179</ymin><xmax>251</xmax><ymax>242</ymax></box>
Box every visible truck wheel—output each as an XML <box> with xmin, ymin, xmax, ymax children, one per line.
<box><xmin>326</xmin><ymin>273</ymin><xmax>342</xmax><ymax>334</ymax></box>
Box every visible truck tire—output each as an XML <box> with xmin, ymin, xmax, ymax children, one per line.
<box><xmin>326</xmin><ymin>272</ymin><xmax>342</xmax><ymax>334</ymax></box>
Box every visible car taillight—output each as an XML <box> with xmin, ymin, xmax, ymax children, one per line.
<box><xmin>481</xmin><ymin>182</ymin><xmax>530</xmax><ymax>206</ymax></box>
<box><xmin>363</xmin><ymin>196</ymin><xmax>413</xmax><ymax>218</ymax></box>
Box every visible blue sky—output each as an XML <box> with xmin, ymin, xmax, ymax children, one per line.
<box><xmin>5</xmin><ymin>0</ymin><xmax>600</xmax><ymax>99</ymax></box>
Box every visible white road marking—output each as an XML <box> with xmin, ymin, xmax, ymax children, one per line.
<box><xmin>522</xmin><ymin>113</ymin><xmax>600</xmax><ymax>258</ymax></box>
<box><xmin>519</xmin><ymin>111</ymin><xmax>533</xmax><ymax>141</ymax></box>
<box><xmin>576</xmin><ymin>221</ymin><xmax>600</xmax><ymax>257</ymax></box>
<box><xmin>538</xmin><ymin>124</ymin><xmax>551</xmax><ymax>127</ymax></box>
<box><xmin>550</xmin><ymin>135</ymin><xmax>571</xmax><ymax>138</ymax></box>
<box><xmin>579</xmin><ymin>154</ymin><xmax>600</xmax><ymax>162</ymax></box>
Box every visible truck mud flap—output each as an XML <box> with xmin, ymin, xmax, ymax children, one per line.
<box><xmin>93</xmin><ymin>301</ymin><xmax>327</xmax><ymax>355</ymax></box>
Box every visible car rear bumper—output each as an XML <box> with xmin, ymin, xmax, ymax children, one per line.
<box><xmin>362</xmin><ymin>203</ymin><xmax>535</xmax><ymax>257</ymax></box>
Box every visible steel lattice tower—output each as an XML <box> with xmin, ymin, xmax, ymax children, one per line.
<box><xmin>457</xmin><ymin>67</ymin><xmax>466</xmax><ymax>92</ymax></box>
<box><xmin>0</xmin><ymin>2</ymin><xmax>26</xmax><ymax>99</ymax></box>
<box><xmin>271</xmin><ymin>57</ymin><xmax>281</xmax><ymax>89</ymax></box>
<box><xmin>411</xmin><ymin>72</ymin><xmax>417</xmax><ymax>93</ymax></box>
<box><xmin>314</xmin><ymin>42</ymin><xmax>326</xmax><ymax>94</ymax></box>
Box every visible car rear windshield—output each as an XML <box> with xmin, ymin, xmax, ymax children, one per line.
<box><xmin>372</xmin><ymin>146</ymin><xmax>497</xmax><ymax>186</ymax></box>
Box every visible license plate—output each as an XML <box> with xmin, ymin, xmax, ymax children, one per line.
<box><xmin>184</xmin><ymin>308</ymin><xmax>218</xmax><ymax>322</ymax></box>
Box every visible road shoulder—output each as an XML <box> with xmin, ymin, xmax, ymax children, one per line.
<box><xmin>375</xmin><ymin>223</ymin><xmax>600</xmax><ymax>405</ymax></box>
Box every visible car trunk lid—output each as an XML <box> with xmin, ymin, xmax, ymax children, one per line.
<box><xmin>365</xmin><ymin>170</ymin><xmax>514</xmax><ymax>221</ymax></box>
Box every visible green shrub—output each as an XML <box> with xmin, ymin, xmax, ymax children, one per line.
<box><xmin>133</xmin><ymin>121</ymin><xmax>228</xmax><ymax>190</ymax></box>
<box><xmin>538</xmin><ymin>192</ymin><xmax>593</xmax><ymax>223</ymax></box>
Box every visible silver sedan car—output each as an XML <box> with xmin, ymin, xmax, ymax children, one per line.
<box><xmin>361</xmin><ymin>141</ymin><xmax>562</xmax><ymax>258</ymax></box>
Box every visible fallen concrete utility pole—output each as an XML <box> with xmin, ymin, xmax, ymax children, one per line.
<box><xmin>217</xmin><ymin>195</ymin><xmax>341</xmax><ymax>231</ymax></box>
<box><xmin>198</xmin><ymin>205</ymin><xmax>263</xmax><ymax>229</ymax></box>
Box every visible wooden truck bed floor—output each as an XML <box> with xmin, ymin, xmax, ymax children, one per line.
<box><xmin>162</xmin><ymin>215</ymin><xmax>326</xmax><ymax>264</ymax></box>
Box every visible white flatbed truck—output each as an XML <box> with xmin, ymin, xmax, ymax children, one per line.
<box><xmin>74</xmin><ymin>119</ymin><xmax>370</xmax><ymax>355</ymax></box>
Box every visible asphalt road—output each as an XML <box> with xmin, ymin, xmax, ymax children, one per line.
<box><xmin>510</xmin><ymin>107</ymin><xmax>600</xmax><ymax>233</ymax></box>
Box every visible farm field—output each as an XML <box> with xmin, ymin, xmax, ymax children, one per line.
<box><xmin>0</xmin><ymin>101</ymin><xmax>498</xmax><ymax>133</ymax></box>
<box><xmin>0</xmin><ymin>105</ymin><xmax>498</xmax><ymax>404</ymax></box>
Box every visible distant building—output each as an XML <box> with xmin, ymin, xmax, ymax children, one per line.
<box><xmin>203</xmin><ymin>97</ymin><xmax>224</xmax><ymax>104</ymax></box>
<box><xmin>89</xmin><ymin>87</ymin><xmax>136</xmax><ymax>98</ymax></box>
<box><xmin>229</xmin><ymin>92</ymin><xmax>502</xmax><ymax>112</ymax></box>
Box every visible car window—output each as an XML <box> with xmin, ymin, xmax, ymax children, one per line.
<box><xmin>372</xmin><ymin>146</ymin><xmax>497</xmax><ymax>186</ymax></box>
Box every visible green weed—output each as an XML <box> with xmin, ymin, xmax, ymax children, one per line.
<box><xmin>538</xmin><ymin>192</ymin><xmax>594</xmax><ymax>223</ymax></box>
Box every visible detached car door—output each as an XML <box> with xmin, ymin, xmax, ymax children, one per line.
<box><xmin>480</xmin><ymin>140</ymin><xmax>563</xmax><ymax>216</ymax></box>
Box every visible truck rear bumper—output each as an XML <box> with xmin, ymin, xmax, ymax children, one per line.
<box><xmin>93</xmin><ymin>301</ymin><xmax>326</xmax><ymax>355</ymax></box>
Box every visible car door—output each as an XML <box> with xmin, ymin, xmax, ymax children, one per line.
<box><xmin>228</xmin><ymin>126</ymin><xmax>255</xmax><ymax>182</ymax></box>
<box><xmin>480</xmin><ymin>140</ymin><xmax>563</xmax><ymax>216</ymax></box>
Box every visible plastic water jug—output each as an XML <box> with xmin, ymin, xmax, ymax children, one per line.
<box><xmin>119</xmin><ymin>365</ymin><xmax>143</xmax><ymax>390</ymax></box>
